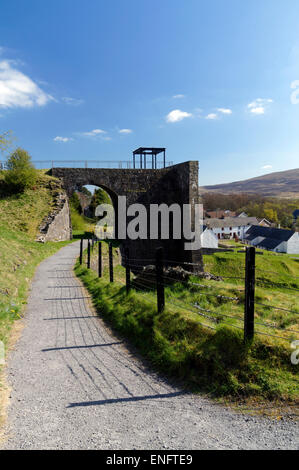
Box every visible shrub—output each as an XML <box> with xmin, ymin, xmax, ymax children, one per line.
<box><xmin>4</xmin><ymin>148</ymin><xmax>37</xmax><ymax>193</ymax></box>
<box><xmin>70</xmin><ymin>192</ymin><xmax>82</xmax><ymax>214</ymax></box>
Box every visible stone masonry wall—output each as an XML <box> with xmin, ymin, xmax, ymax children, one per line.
<box><xmin>36</xmin><ymin>193</ymin><xmax>71</xmax><ymax>242</ymax></box>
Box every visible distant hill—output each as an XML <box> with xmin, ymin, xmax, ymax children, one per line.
<box><xmin>200</xmin><ymin>168</ymin><xmax>299</xmax><ymax>197</ymax></box>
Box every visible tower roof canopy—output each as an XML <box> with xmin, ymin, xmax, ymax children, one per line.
<box><xmin>133</xmin><ymin>147</ymin><xmax>166</xmax><ymax>156</ymax></box>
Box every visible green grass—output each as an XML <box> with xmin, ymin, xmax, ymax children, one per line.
<box><xmin>70</xmin><ymin>206</ymin><xmax>96</xmax><ymax>239</ymax></box>
<box><xmin>75</xmin><ymin>241</ymin><xmax>299</xmax><ymax>404</ymax></box>
<box><xmin>202</xmin><ymin>250</ymin><xmax>299</xmax><ymax>336</ymax></box>
<box><xmin>0</xmin><ymin>171</ymin><xmax>60</xmax><ymax>238</ymax></box>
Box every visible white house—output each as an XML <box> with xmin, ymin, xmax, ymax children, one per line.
<box><xmin>203</xmin><ymin>216</ymin><xmax>259</xmax><ymax>240</ymax></box>
<box><xmin>200</xmin><ymin>226</ymin><xmax>218</xmax><ymax>248</ymax></box>
<box><xmin>244</xmin><ymin>226</ymin><xmax>299</xmax><ymax>254</ymax></box>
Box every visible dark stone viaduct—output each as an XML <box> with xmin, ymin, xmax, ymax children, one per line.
<box><xmin>52</xmin><ymin>161</ymin><xmax>203</xmax><ymax>271</ymax></box>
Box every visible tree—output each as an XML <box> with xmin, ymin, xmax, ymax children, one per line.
<box><xmin>81</xmin><ymin>186</ymin><xmax>92</xmax><ymax>197</ymax></box>
<box><xmin>280</xmin><ymin>215</ymin><xmax>293</xmax><ymax>229</ymax></box>
<box><xmin>0</xmin><ymin>131</ymin><xmax>13</xmax><ymax>155</ymax></box>
<box><xmin>90</xmin><ymin>188</ymin><xmax>111</xmax><ymax>216</ymax></box>
<box><xmin>263</xmin><ymin>208</ymin><xmax>278</xmax><ymax>224</ymax></box>
<box><xmin>70</xmin><ymin>192</ymin><xmax>82</xmax><ymax>214</ymax></box>
<box><xmin>4</xmin><ymin>148</ymin><xmax>37</xmax><ymax>193</ymax></box>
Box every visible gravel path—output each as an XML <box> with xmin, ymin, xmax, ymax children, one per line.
<box><xmin>2</xmin><ymin>242</ymin><xmax>298</xmax><ymax>450</ymax></box>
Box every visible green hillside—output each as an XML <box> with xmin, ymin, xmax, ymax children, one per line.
<box><xmin>200</xmin><ymin>168</ymin><xmax>299</xmax><ymax>197</ymax></box>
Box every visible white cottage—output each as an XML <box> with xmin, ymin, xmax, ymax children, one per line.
<box><xmin>203</xmin><ymin>217</ymin><xmax>258</xmax><ymax>240</ymax></box>
<box><xmin>200</xmin><ymin>226</ymin><xmax>219</xmax><ymax>248</ymax></box>
<box><xmin>244</xmin><ymin>225</ymin><xmax>299</xmax><ymax>254</ymax></box>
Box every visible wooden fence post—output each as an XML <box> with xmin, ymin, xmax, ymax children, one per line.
<box><xmin>87</xmin><ymin>239</ymin><xmax>91</xmax><ymax>269</ymax></box>
<box><xmin>79</xmin><ymin>238</ymin><xmax>83</xmax><ymax>265</ymax></box>
<box><xmin>244</xmin><ymin>246</ymin><xmax>255</xmax><ymax>342</ymax></box>
<box><xmin>156</xmin><ymin>247</ymin><xmax>165</xmax><ymax>313</ymax></box>
<box><xmin>125</xmin><ymin>247</ymin><xmax>130</xmax><ymax>294</ymax></box>
<box><xmin>98</xmin><ymin>241</ymin><xmax>102</xmax><ymax>278</ymax></box>
<box><xmin>109</xmin><ymin>242</ymin><xmax>114</xmax><ymax>283</ymax></box>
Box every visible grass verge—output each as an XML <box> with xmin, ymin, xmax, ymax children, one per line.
<box><xmin>75</xmin><ymin>249</ymin><xmax>299</xmax><ymax>410</ymax></box>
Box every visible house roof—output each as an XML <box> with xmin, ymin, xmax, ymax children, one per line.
<box><xmin>257</xmin><ymin>238</ymin><xmax>281</xmax><ymax>250</ymax></box>
<box><xmin>257</xmin><ymin>218</ymin><xmax>272</xmax><ymax>226</ymax></box>
<box><xmin>245</xmin><ymin>232</ymin><xmax>261</xmax><ymax>241</ymax></box>
<box><xmin>244</xmin><ymin>225</ymin><xmax>295</xmax><ymax>242</ymax></box>
<box><xmin>204</xmin><ymin>216</ymin><xmax>258</xmax><ymax>229</ymax></box>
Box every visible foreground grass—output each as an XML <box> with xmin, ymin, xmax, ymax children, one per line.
<box><xmin>75</xmin><ymin>243</ymin><xmax>299</xmax><ymax>405</ymax></box>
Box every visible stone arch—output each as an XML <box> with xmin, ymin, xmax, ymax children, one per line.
<box><xmin>74</xmin><ymin>181</ymin><xmax>119</xmax><ymax>238</ymax></box>
<box><xmin>75</xmin><ymin>181</ymin><xmax>117</xmax><ymax>205</ymax></box>
<box><xmin>52</xmin><ymin>162</ymin><xmax>203</xmax><ymax>271</ymax></box>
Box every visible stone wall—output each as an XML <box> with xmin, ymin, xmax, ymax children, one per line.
<box><xmin>201</xmin><ymin>247</ymin><xmax>234</xmax><ymax>255</ymax></box>
<box><xmin>36</xmin><ymin>193</ymin><xmax>71</xmax><ymax>242</ymax></box>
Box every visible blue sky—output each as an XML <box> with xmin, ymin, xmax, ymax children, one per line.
<box><xmin>0</xmin><ymin>0</ymin><xmax>299</xmax><ymax>185</ymax></box>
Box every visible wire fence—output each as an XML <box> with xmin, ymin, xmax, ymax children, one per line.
<box><xmin>79</xmin><ymin>238</ymin><xmax>299</xmax><ymax>345</ymax></box>
<box><xmin>0</xmin><ymin>160</ymin><xmax>174</xmax><ymax>170</ymax></box>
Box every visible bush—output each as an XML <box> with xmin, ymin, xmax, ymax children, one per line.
<box><xmin>4</xmin><ymin>148</ymin><xmax>37</xmax><ymax>193</ymax></box>
<box><xmin>70</xmin><ymin>192</ymin><xmax>82</xmax><ymax>214</ymax></box>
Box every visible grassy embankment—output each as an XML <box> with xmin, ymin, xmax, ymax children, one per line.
<box><xmin>0</xmin><ymin>171</ymin><xmax>73</xmax><ymax>363</ymax></box>
<box><xmin>70</xmin><ymin>205</ymin><xmax>95</xmax><ymax>239</ymax></box>
<box><xmin>75</xmin><ymin>240</ymin><xmax>299</xmax><ymax>411</ymax></box>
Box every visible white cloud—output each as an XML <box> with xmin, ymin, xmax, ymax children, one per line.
<box><xmin>62</xmin><ymin>96</ymin><xmax>84</xmax><ymax>106</ymax></box>
<box><xmin>172</xmin><ymin>94</ymin><xmax>185</xmax><ymax>99</ymax></box>
<box><xmin>217</xmin><ymin>108</ymin><xmax>232</xmax><ymax>114</ymax></box>
<box><xmin>261</xmin><ymin>164</ymin><xmax>273</xmax><ymax>170</ymax></box>
<box><xmin>54</xmin><ymin>136</ymin><xmax>73</xmax><ymax>142</ymax></box>
<box><xmin>250</xmin><ymin>106</ymin><xmax>265</xmax><ymax>114</ymax></box>
<box><xmin>248</xmin><ymin>98</ymin><xmax>273</xmax><ymax>115</ymax></box>
<box><xmin>205</xmin><ymin>113</ymin><xmax>218</xmax><ymax>120</ymax></box>
<box><xmin>0</xmin><ymin>60</ymin><xmax>53</xmax><ymax>109</ymax></box>
<box><xmin>119</xmin><ymin>128</ymin><xmax>133</xmax><ymax>134</ymax></box>
<box><xmin>80</xmin><ymin>129</ymin><xmax>106</xmax><ymax>137</ymax></box>
<box><xmin>166</xmin><ymin>109</ymin><xmax>192</xmax><ymax>123</ymax></box>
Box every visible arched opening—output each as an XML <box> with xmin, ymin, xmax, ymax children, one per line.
<box><xmin>70</xmin><ymin>183</ymin><xmax>117</xmax><ymax>239</ymax></box>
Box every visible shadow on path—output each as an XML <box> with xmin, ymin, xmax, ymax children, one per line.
<box><xmin>68</xmin><ymin>391</ymin><xmax>187</xmax><ymax>408</ymax></box>
<box><xmin>42</xmin><ymin>342</ymin><xmax>123</xmax><ymax>352</ymax></box>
